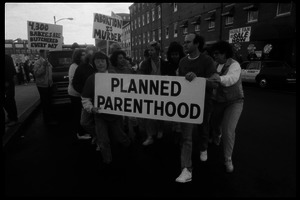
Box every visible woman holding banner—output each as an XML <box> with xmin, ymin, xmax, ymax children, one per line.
<box><xmin>81</xmin><ymin>51</ymin><xmax>132</xmax><ymax>167</ymax></box>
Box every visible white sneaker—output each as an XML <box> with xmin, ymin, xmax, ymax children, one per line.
<box><xmin>225</xmin><ymin>158</ymin><xmax>234</xmax><ymax>173</ymax></box>
<box><xmin>200</xmin><ymin>150</ymin><xmax>208</xmax><ymax>161</ymax></box>
<box><xmin>157</xmin><ymin>131</ymin><xmax>163</xmax><ymax>139</ymax></box>
<box><xmin>175</xmin><ymin>168</ymin><xmax>192</xmax><ymax>183</ymax></box>
<box><xmin>142</xmin><ymin>136</ymin><xmax>154</xmax><ymax>146</ymax></box>
<box><xmin>77</xmin><ymin>133</ymin><xmax>92</xmax><ymax>140</ymax></box>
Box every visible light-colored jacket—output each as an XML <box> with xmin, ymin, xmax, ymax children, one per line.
<box><xmin>33</xmin><ymin>57</ymin><xmax>53</xmax><ymax>87</ymax></box>
<box><xmin>68</xmin><ymin>63</ymin><xmax>80</xmax><ymax>97</ymax></box>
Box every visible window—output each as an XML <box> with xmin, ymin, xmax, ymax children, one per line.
<box><xmin>135</xmin><ymin>19</ymin><xmax>137</xmax><ymax>29</ymax></box>
<box><xmin>152</xmin><ymin>8</ymin><xmax>155</xmax><ymax>22</ymax></box>
<box><xmin>158</xmin><ymin>5</ymin><xmax>161</xmax><ymax>19</ymax></box>
<box><xmin>147</xmin><ymin>31</ymin><xmax>150</xmax><ymax>42</ymax></box>
<box><xmin>225</xmin><ymin>16</ymin><xmax>234</xmax><ymax>25</ymax></box>
<box><xmin>195</xmin><ymin>24</ymin><xmax>200</xmax><ymax>32</ymax></box>
<box><xmin>147</xmin><ymin>11</ymin><xmax>150</xmax><ymax>24</ymax></box>
<box><xmin>143</xmin><ymin>32</ymin><xmax>145</xmax><ymax>44</ymax></box>
<box><xmin>277</xmin><ymin>3</ymin><xmax>292</xmax><ymax>16</ymax></box>
<box><xmin>139</xmin><ymin>34</ymin><xmax>141</xmax><ymax>45</ymax></box>
<box><xmin>131</xmin><ymin>21</ymin><xmax>134</xmax><ymax>30</ymax></box>
<box><xmin>247</xmin><ymin>61</ymin><xmax>261</xmax><ymax>70</ymax></box>
<box><xmin>153</xmin><ymin>30</ymin><xmax>155</xmax><ymax>41</ymax></box>
<box><xmin>135</xmin><ymin>36</ymin><xmax>138</xmax><ymax>46</ymax></box>
<box><xmin>208</xmin><ymin>21</ymin><xmax>215</xmax><ymax>29</ymax></box>
<box><xmin>138</xmin><ymin>17</ymin><xmax>140</xmax><ymax>28</ymax></box>
<box><xmin>158</xmin><ymin>28</ymin><xmax>161</xmax><ymax>40</ymax></box>
<box><xmin>248</xmin><ymin>10</ymin><xmax>258</xmax><ymax>22</ymax></box>
<box><xmin>174</xmin><ymin>22</ymin><xmax>178</xmax><ymax>38</ymax></box>
<box><xmin>174</xmin><ymin>3</ymin><xmax>177</xmax><ymax>12</ymax></box>
<box><xmin>142</xmin><ymin>14</ymin><xmax>145</xmax><ymax>26</ymax></box>
<box><xmin>132</xmin><ymin>37</ymin><xmax>134</xmax><ymax>46</ymax></box>
<box><xmin>166</xmin><ymin>27</ymin><xmax>169</xmax><ymax>39</ymax></box>
<box><xmin>183</xmin><ymin>27</ymin><xmax>188</xmax><ymax>35</ymax></box>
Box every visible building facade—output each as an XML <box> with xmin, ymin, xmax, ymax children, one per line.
<box><xmin>121</xmin><ymin>22</ymin><xmax>131</xmax><ymax>57</ymax></box>
<box><xmin>129</xmin><ymin>3</ymin><xmax>296</xmax><ymax>67</ymax></box>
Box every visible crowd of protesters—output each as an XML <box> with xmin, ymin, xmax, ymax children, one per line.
<box><xmin>65</xmin><ymin>33</ymin><xmax>244</xmax><ymax>183</ymax></box>
<box><xmin>5</xmin><ymin>32</ymin><xmax>244</xmax><ymax>183</ymax></box>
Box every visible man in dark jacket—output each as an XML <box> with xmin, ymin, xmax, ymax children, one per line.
<box><xmin>4</xmin><ymin>54</ymin><xmax>18</xmax><ymax>127</ymax></box>
<box><xmin>72</xmin><ymin>45</ymin><xmax>98</xmax><ymax>94</ymax></box>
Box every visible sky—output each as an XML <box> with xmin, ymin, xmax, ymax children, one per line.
<box><xmin>5</xmin><ymin>2</ymin><xmax>133</xmax><ymax>45</ymax></box>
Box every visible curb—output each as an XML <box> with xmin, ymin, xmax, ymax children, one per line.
<box><xmin>3</xmin><ymin>99</ymin><xmax>40</xmax><ymax>148</ymax></box>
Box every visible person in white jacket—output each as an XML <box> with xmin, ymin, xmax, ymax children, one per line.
<box><xmin>207</xmin><ymin>40</ymin><xmax>244</xmax><ymax>173</ymax></box>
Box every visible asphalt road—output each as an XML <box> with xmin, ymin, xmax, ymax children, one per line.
<box><xmin>4</xmin><ymin>85</ymin><xmax>296</xmax><ymax>197</ymax></box>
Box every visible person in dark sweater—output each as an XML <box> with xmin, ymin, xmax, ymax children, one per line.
<box><xmin>72</xmin><ymin>45</ymin><xmax>98</xmax><ymax>94</ymax></box>
<box><xmin>175</xmin><ymin>33</ymin><xmax>218</xmax><ymax>183</ymax></box>
<box><xmin>81</xmin><ymin>51</ymin><xmax>131</xmax><ymax>166</ymax></box>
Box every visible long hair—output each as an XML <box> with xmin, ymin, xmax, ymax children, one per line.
<box><xmin>110</xmin><ymin>50</ymin><xmax>126</xmax><ymax>67</ymax></box>
<box><xmin>71</xmin><ymin>48</ymin><xmax>85</xmax><ymax>65</ymax></box>
<box><xmin>167</xmin><ymin>41</ymin><xmax>185</xmax><ymax>63</ymax></box>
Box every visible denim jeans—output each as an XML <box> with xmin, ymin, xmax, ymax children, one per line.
<box><xmin>94</xmin><ymin>114</ymin><xmax>131</xmax><ymax>164</ymax></box>
<box><xmin>211</xmin><ymin>99</ymin><xmax>244</xmax><ymax>159</ymax></box>
<box><xmin>180</xmin><ymin>123</ymin><xmax>195</xmax><ymax>171</ymax></box>
<box><xmin>80</xmin><ymin>108</ymin><xmax>95</xmax><ymax>138</ymax></box>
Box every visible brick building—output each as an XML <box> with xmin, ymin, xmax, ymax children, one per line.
<box><xmin>129</xmin><ymin>3</ymin><xmax>296</xmax><ymax>67</ymax></box>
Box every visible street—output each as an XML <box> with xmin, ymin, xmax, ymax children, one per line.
<box><xmin>4</xmin><ymin>85</ymin><xmax>296</xmax><ymax>197</ymax></box>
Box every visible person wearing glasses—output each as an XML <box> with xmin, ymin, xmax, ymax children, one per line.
<box><xmin>207</xmin><ymin>40</ymin><xmax>244</xmax><ymax>173</ymax></box>
<box><xmin>175</xmin><ymin>33</ymin><xmax>217</xmax><ymax>183</ymax></box>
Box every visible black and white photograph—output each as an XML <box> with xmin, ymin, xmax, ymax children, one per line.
<box><xmin>4</xmin><ymin>2</ymin><xmax>296</xmax><ymax>198</ymax></box>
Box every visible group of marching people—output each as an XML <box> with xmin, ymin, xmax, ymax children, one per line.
<box><xmin>67</xmin><ymin>32</ymin><xmax>244</xmax><ymax>183</ymax></box>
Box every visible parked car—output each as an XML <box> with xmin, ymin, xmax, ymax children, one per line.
<box><xmin>47</xmin><ymin>49</ymin><xmax>73</xmax><ymax>105</ymax></box>
<box><xmin>241</xmin><ymin>60</ymin><xmax>296</xmax><ymax>88</ymax></box>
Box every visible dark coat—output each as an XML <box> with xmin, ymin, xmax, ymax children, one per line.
<box><xmin>72</xmin><ymin>63</ymin><xmax>97</xmax><ymax>94</ymax></box>
<box><xmin>139</xmin><ymin>58</ymin><xmax>173</xmax><ymax>76</ymax></box>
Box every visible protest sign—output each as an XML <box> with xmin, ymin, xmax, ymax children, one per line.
<box><xmin>27</xmin><ymin>21</ymin><xmax>63</xmax><ymax>50</ymax></box>
<box><xmin>93</xmin><ymin>13</ymin><xmax>123</xmax><ymax>42</ymax></box>
<box><xmin>229</xmin><ymin>26</ymin><xmax>251</xmax><ymax>43</ymax></box>
<box><xmin>94</xmin><ymin>74</ymin><xmax>206</xmax><ymax>124</ymax></box>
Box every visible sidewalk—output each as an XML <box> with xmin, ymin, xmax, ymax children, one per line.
<box><xmin>3</xmin><ymin>82</ymin><xmax>40</xmax><ymax>147</ymax></box>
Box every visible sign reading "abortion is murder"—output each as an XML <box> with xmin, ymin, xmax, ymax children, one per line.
<box><xmin>27</xmin><ymin>21</ymin><xmax>63</xmax><ymax>50</ymax></box>
<box><xmin>93</xmin><ymin>13</ymin><xmax>123</xmax><ymax>42</ymax></box>
<box><xmin>94</xmin><ymin>74</ymin><xmax>206</xmax><ymax>124</ymax></box>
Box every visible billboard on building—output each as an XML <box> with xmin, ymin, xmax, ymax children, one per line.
<box><xmin>229</xmin><ymin>26</ymin><xmax>251</xmax><ymax>43</ymax></box>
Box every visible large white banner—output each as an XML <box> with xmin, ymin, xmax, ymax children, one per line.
<box><xmin>94</xmin><ymin>74</ymin><xmax>206</xmax><ymax>124</ymax></box>
<box><xmin>93</xmin><ymin>13</ymin><xmax>123</xmax><ymax>42</ymax></box>
<box><xmin>27</xmin><ymin>21</ymin><xmax>63</xmax><ymax>50</ymax></box>
<box><xmin>229</xmin><ymin>26</ymin><xmax>251</xmax><ymax>43</ymax></box>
